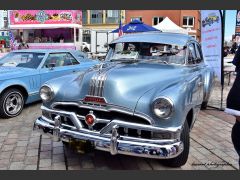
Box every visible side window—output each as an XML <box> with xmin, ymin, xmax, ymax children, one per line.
<box><xmin>188</xmin><ymin>43</ymin><xmax>197</xmax><ymax>64</ymax></box>
<box><xmin>195</xmin><ymin>43</ymin><xmax>203</xmax><ymax>63</ymax></box>
<box><xmin>43</xmin><ymin>53</ymin><xmax>78</xmax><ymax>68</ymax></box>
<box><xmin>67</xmin><ymin>53</ymin><xmax>80</xmax><ymax>65</ymax></box>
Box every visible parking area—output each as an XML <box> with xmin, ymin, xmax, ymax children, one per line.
<box><xmin>0</xmin><ymin>76</ymin><xmax>239</xmax><ymax>170</ymax></box>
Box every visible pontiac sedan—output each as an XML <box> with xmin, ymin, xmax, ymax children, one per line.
<box><xmin>33</xmin><ymin>32</ymin><xmax>214</xmax><ymax>167</ymax></box>
<box><xmin>0</xmin><ymin>49</ymin><xmax>98</xmax><ymax>118</ymax></box>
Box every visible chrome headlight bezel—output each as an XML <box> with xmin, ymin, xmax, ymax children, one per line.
<box><xmin>152</xmin><ymin>96</ymin><xmax>174</xmax><ymax>119</ymax></box>
<box><xmin>39</xmin><ymin>85</ymin><xmax>54</xmax><ymax>102</ymax></box>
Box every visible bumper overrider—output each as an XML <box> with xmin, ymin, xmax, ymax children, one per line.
<box><xmin>33</xmin><ymin>106</ymin><xmax>184</xmax><ymax>159</ymax></box>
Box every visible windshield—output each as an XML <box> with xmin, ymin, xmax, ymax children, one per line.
<box><xmin>0</xmin><ymin>52</ymin><xmax>45</xmax><ymax>69</ymax></box>
<box><xmin>106</xmin><ymin>42</ymin><xmax>186</xmax><ymax>65</ymax></box>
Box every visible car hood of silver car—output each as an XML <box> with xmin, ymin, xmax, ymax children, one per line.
<box><xmin>50</xmin><ymin>61</ymin><xmax>189</xmax><ymax>111</ymax></box>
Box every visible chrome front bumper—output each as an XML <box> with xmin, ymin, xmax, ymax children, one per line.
<box><xmin>33</xmin><ymin>106</ymin><xmax>184</xmax><ymax>159</ymax></box>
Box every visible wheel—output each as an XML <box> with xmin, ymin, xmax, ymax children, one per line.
<box><xmin>201</xmin><ymin>101</ymin><xmax>208</xmax><ymax>110</ymax></box>
<box><xmin>0</xmin><ymin>88</ymin><xmax>25</xmax><ymax>118</ymax></box>
<box><xmin>161</xmin><ymin>120</ymin><xmax>190</xmax><ymax>167</ymax></box>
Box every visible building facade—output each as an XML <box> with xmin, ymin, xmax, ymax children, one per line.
<box><xmin>125</xmin><ymin>10</ymin><xmax>201</xmax><ymax>41</ymax></box>
<box><xmin>82</xmin><ymin>10</ymin><xmax>125</xmax><ymax>43</ymax></box>
<box><xmin>0</xmin><ymin>10</ymin><xmax>9</xmax><ymax>48</ymax></box>
<box><xmin>0</xmin><ymin>10</ymin><xmax>8</xmax><ymax>29</ymax></box>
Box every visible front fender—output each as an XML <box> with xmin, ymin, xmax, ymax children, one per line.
<box><xmin>134</xmin><ymin>80</ymin><xmax>192</xmax><ymax>129</ymax></box>
<box><xmin>0</xmin><ymin>79</ymin><xmax>29</xmax><ymax>95</ymax></box>
<box><xmin>42</xmin><ymin>73</ymin><xmax>81</xmax><ymax>108</ymax></box>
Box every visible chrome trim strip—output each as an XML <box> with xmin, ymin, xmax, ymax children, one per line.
<box><xmin>99</xmin><ymin>120</ymin><xmax>181</xmax><ymax>136</ymax></box>
<box><xmin>77</xmin><ymin>114</ymin><xmax>111</xmax><ymax>123</ymax></box>
<box><xmin>37</xmin><ymin>116</ymin><xmax>179</xmax><ymax>144</ymax></box>
<box><xmin>28</xmin><ymin>91</ymin><xmax>39</xmax><ymax>96</ymax></box>
<box><xmin>33</xmin><ymin>117</ymin><xmax>184</xmax><ymax>159</ymax></box>
<box><xmin>41</xmin><ymin>105</ymin><xmax>181</xmax><ymax>139</ymax></box>
<box><xmin>51</xmin><ymin>101</ymin><xmax>153</xmax><ymax>125</ymax></box>
<box><xmin>41</xmin><ymin>106</ymin><xmax>82</xmax><ymax>130</ymax></box>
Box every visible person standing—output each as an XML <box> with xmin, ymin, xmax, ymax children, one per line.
<box><xmin>225</xmin><ymin>45</ymin><xmax>240</xmax><ymax>169</ymax></box>
<box><xmin>231</xmin><ymin>39</ymin><xmax>237</xmax><ymax>54</ymax></box>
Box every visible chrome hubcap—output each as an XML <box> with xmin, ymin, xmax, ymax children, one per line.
<box><xmin>5</xmin><ymin>93</ymin><xmax>23</xmax><ymax>115</ymax></box>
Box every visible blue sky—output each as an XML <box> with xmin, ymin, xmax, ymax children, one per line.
<box><xmin>224</xmin><ymin>10</ymin><xmax>237</xmax><ymax>41</ymax></box>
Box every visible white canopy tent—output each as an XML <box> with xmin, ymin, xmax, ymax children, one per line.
<box><xmin>153</xmin><ymin>17</ymin><xmax>188</xmax><ymax>35</ymax></box>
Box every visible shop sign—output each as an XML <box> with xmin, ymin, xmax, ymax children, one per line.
<box><xmin>235</xmin><ymin>10</ymin><xmax>240</xmax><ymax>43</ymax></box>
<box><xmin>201</xmin><ymin>10</ymin><xmax>223</xmax><ymax>84</ymax></box>
<box><xmin>10</xmin><ymin>10</ymin><xmax>82</xmax><ymax>25</ymax></box>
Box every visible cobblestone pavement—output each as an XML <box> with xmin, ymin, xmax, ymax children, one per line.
<box><xmin>0</xmin><ymin>75</ymin><xmax>239</xmax><ymax>170</ymax></box>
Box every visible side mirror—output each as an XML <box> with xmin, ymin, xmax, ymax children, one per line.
<box><xmin>48</xmin><ymin>63</ymin><xmax>56</xmax><ymax>70</ymax></box>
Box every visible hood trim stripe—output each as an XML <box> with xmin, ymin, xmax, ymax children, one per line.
<box><xmin>88</xmin><ymin>63</ymin><xmax>126</xmax><ymax>97</ymax></box>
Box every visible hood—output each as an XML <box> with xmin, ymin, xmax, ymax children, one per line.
<box><xmin>0</xmin><ymin>66</ymin><xmax>35</xmax><ymax>80</ymax></box>
<box><xmin>56</xmin><ymin>61</ymin><xmax>189</xmax><ymax>111</ymax></box>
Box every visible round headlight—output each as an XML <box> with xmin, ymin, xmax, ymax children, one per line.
<box><xmin>40</xmin><ymin>85</ymin><xmax>54</xmax><ymax>102</ymax></box>
<box><xmin>153</xmin><ymin>97</ymin><xmax>174</xmax><ymax>119</ymax></box>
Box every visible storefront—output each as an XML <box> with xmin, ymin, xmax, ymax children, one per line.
<box><xmin>9</xmin><ymin>10</ymin><xmax>82</xmax><ymax>50</ymax></box>
<box><xmin>0</xmin><ymin>30</ymin><xmax>10</xmax><ymax>48</ymax></box>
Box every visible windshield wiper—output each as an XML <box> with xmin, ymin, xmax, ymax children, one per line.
<box><xmin>110</xmin><ymin>58</ymin><xmax>139</xmax><ymax>63</ymax></box>
<box><xmin>141</xmin><ymin>59</ymin><xmax>169</xmax><ymax>64</ymax></box>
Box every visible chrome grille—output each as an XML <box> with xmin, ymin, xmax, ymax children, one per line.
<box><xmin>53</xmin><ymin>104</ymin><xmax>151</xmax><ymax>126</ymax></box>
<box><xmin>48</xmin><ymin>103</ymin><xmax>173</xmax><ymax>140</ymax></box>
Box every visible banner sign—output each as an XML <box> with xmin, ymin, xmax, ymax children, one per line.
<box><xmin>235</xmin><ymin>10</ymin><xmax>240</xmax><ymax>43</ymax></box>
<box><xmin>201</xmin><ymin>10</ymin><xmax>223</xmax><ymax>84</ymax></box>
<box><xmin>10</xmin><ymin>10</ymin><xmax>82</xmax><ymax>25</ymax></box>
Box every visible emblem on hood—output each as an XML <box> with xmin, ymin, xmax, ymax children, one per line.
<box><xmin>83</xmin><ymin>96</ymin><xmax>107</xmax><ymax>104</ymax></box>
<box><xmin>85</xmin><ymin>110</ymin><xmax>96</xmax><ymax>126</ymax></box>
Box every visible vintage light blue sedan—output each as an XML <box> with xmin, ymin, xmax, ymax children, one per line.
<box><xmin>0</xmin><ymin>49</ymin><xmax>98</xmax><ymax>118</ymax></box>
<box><xmin>33</xmin><ymin>32</ymin><xmax>214</xmax><ymax>167</ymax></box>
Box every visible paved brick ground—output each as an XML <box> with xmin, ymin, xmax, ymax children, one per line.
<box><xmin>0</xmin><ymin>75</ymin><xmax>239</xmax><ymax>170</ymax></box>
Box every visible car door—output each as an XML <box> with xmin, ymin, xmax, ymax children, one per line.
<box><xmin>187</xmin><ymin>42</ymin><xmax>204</xmax><ymax>106</ymax></box>
<box><xmin>194</xmin><ymin>42</ymin><xmax>205</xmax><ymax>104</ymax></box>
<box><xmin>39</xmin><ymin>52</ymin><xmax>82</xmax><ymax>85</ymax></box>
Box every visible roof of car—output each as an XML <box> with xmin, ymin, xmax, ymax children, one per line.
<box><xmin>11</xmin><ymin>49</ymin><xmax>87</xmax><ymax>58</ymax></box>
<box><xmin>12</xmin><ymin>49</ymin><xmax>81</xmax><ymax>53</ymax></box>
<box><xmin>110</xmin><ymin>32</ymin><xmax>196</xmax><ymax>46</ymax></box>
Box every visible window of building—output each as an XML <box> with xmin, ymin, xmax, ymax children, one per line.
<box><xmin>106</xmin><ymin>10</ymin><xmax>120</xmax><ymax>24</ymax></box>
<box><xmin>90</xmin><ymin>10</ymin><xmax>103</xmax><ymax>24</ymax></box>
<box><xmin>152</xmin><ymin>17</ymin><xmax>164</xmax><ymax>25</ymax></box>
<box><xmin>83</xmin><ymin>30</ymin><xmax>91</xmax><ymax>44</ymax></box>
<box><xmin>82</xmin><ymin>10</ymin><xmax>88</xmax><ymax>25</ymax></box>
<box><xmin>183</xmin><ymin>16</ymin><xmax>194</xmax><ymax>27</ymax></box>
<box><xmin>131</xmin><ymin>17</ymin><xmax>142</xmax><ymax>22</ymax></box>
<box><xmin>76</xmin><ymin>28</ymin><xmax>79</xmax><ymax>42</ymax></box>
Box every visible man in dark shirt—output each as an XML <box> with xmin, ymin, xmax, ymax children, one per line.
<box><xmin>231</xmin><ymin>39</ymin><xmax>237</xmax><ymax>54</ymax></box>
<box><xmin>226</xmin><ymin>45</ymin><xmax>240</xmax><ymax>169</ymax></box>
<box><xmin>233</xmin><ymin>44</ymin><xmax>240</xmax><ymax>71</ymax></box>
